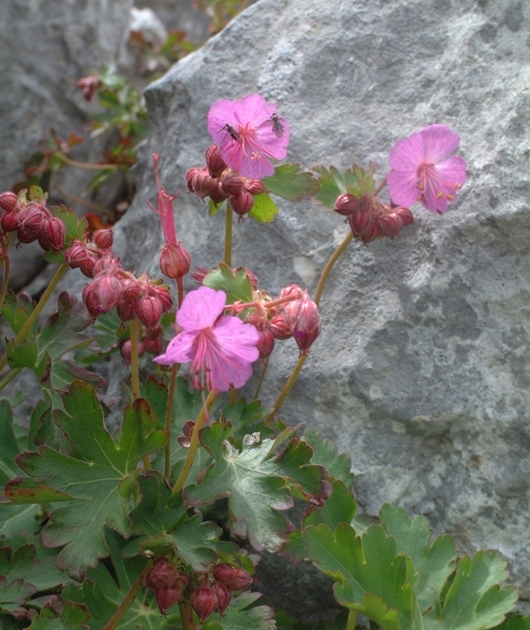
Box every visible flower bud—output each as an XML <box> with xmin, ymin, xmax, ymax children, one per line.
<box><xmin>269</xmin><ymin>313</ymin><xmax>292</xmax><ymax>340</ymax></box>
<box><xmin>38</xmin><ymin>216</ymin><xmax>66</xmax><ymax>251</ymax></box>
<box><xmin>116</xmin><ymin>296</ymin><xmax>136</xmax><ymax>322</ymax></box>
<box><xmin>155</xmin><ymin>585</ymin><xmax>181</xmax><ymax>614</ymax></box>
<box><xmin>1</xmin><ymin>210</ymin><xmax>20</xmax><ymax>233</ymax></box>
<box><xmin>84</xmin><ymin>274</ymin><xmax>123</xmax><ymax>316</ymax></box>
<box><xmin>160</xmin><ymin>243</ymin><xmax>191</xmax><ymax>279</ymax></box>
<box><xmin>205</xmin><ymin>145</ymin><xmax>227</xmax><ymax>178</ymax></box>
<box><xmin>19</xmin><ymin>203</ymin><xmax>47</xmax><ymax>233</ymax></box>
<box><xmin>0</xmin><ymin>191</ymin><xmax>19</xmax><ymax>213</ymax></box>
<box><xmin>209</xmin><ymin>183</ymin><xmax>228</xmax><ymax>205</ymax></box>
<box><xmin>393</xmin><ymin>206</ymin><xmax>415</xmax><ymax>227</ymax></box>
<box><xmin>152</xmin><ymin>285</ymin><xmax>173</xmax><ymax>312</ymax></box>
<box><xmin>191</xmin><ymin>586</ymin><xmax>217</xmax><ymax>622</ymax></box>
<box><xmin>245</xmin><ymin>179</ymin><xmax>266</xmax><ymax>195</ymax></box>
<box><xmin>359</xmin><ymin>221</ymin><xmax>380</xmax><ymax>244</ymax></box>
<box><xmin>349</xmin><ymin>209</ymin><xmax>374</xmax><ymax>238</ymax></box>
<box><xmin>144</xmin><ymin>337</ymin><xmax>163</xmax><ymax>355</ymax></box>
<box><xmin>192</xmin><ymin>168</ymin><xmax>219</xmax><ymax>199</ymax></box>
<box><xmin>377</xmin><ymin>212</ymin><xmax>403</xmax><ymax>238</ymax></box>
<box><xmin>135</xmin><ymin>295</ymin><xmax>163</xmax><ymax>329</ymax></box>
<box><xmin>186</xmin><ymin>167</ymin><xmax>201</xmax><ymax>192</ymax></box>
<box><xmin>220</xmin><ymin>174</ymin><xmax>245</xmax><ymax>197</ymax></box>
<box><xmin>256</xmin><ymin>326</ymin><xmax>275</xmax><ymax>360</ymax></box>
<box><xmin>291</xmin><ymin>295</ymin><xmax>321</xmax><ymax>356</ymax></box>
<box><xmin>93</xmin><ymin>228</ymin><xmax>113</xmax><ymax>250</ymax></box>
<box><xmin>213</xmin><ymin>564</ymin><xmax>253</xmax><ymax>591</ymax></box>
<box><xmin>333</xmin><ymin>193</ymin><xmax>358</xmax><ymax>216</ymax></box>
<box><xmin>230</xmin><ymin>190</ymin><xmax>254</xmax><ymax>217</ymax></box>
<box><xmin>145</xmin><ymin>559</ymin><xmax>179</xmax><ymax>590</ymax></box>
<box><xmin>212</xmin><ymin>582</ymin><xmax>231</xmax><ymax>615</ymax></box>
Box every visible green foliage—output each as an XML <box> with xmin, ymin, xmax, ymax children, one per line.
<box><xmin>203</xmin><ymin>263</ymin><xmax>255</xmax><ymax>304</ymax></box>
<box><xmin>248</xmin><ymin>192</ymin><xmax>279</xmax><ymax>222</ymax></box>
<box><xmin>263</xmin><ymin>164</ymin><xmax>320</xmax><ymax>202</ymax></box>
<box><xmin>313</xmin><ymin>163</ymin><xmax>376</xmax><ymax>208</ymax></box>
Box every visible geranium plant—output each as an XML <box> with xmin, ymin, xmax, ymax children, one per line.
<box><xmin>0</xmin><ymin>93</ymin><xmax>527</xmax><ymax>630</ymax></box>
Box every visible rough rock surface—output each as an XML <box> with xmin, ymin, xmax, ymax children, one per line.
<box><xmin>111</xmin><ymin>0</ymin><xmax>530</xmax><ymax>612</ymax></box>
<box><xmin>0</xmin><ymin>0</ymin><xmax>134</xmax><ymax>289</ymax></box>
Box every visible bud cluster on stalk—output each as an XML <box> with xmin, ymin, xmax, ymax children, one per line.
<box><xmin>334</xmin><ymin>193</ymin><xmax>414</xmax><ymax>244</ymax></box>
<box><xmin>186</xmin><ymin>145</ymin><xmax>267</xmax><ymax>218</ymax></box>
<box><xmin>0</xmin><ymin>190</ymin><xmax>66</xmax><ymax>252</ymax></box>
<box><xmin>229</xmin><ymin>281</ymin><xmax>321</xmax><ymax>360</ymax></box>
<box><xmin>144</xmin><ymin>559</ymin><xmax>253</xmax><ymax>620</ymax></box>
<box><xmin>65</xmin><ymin>229</ymin><xmax>172</xmax><ymax>361</ymax></box>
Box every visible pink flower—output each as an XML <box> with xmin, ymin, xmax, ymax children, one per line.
<box><xmin>207</xmin><ymin>94</ymin><xmax>290</xmax><ymax>179</ymax></box>
<box><xmin>387</xmin><ymin>124</ymin><xmax>467</xmax><ymax>214</ymax></box>
<box><xmin>154</xmin><ymin>286</ymin><xmax>259</xmax><ymax>392</ymax></box>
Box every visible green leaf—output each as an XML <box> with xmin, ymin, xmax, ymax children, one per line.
<box><xmin>26</xmin><ymin>600</ymin><xmax>91</xmax><ymax>629</ymax></box>
<box><xmin>36</xmin><ymin>292</ymin><xmax>93</xmax><ymax>364</ymax></box>
<box><xmin>274</xmin><ymin>438</ymin><xmax>326</xmax><ymax>501</ymax></box>
<box><xmin>313</xmin><ymin>164</ymin><xmax>376</xmax><ymax>208</ymax></box>
<box><xmin>1</xmin><ymin>291</ymin><xmax>36</xmax><ymax>338</ymax></box>
<box><xmin>185</xmin><ymin>423</ymin><xmax>293</xmax><ymax>551</ymax></box>
<box><xmin>0</xmin><ymin>575</ymin><xmax>35</xmax><ymax>613</ymax></box>
<box><xmin>493</xmin><ymin>617</ymin><xmax>530</xmax><ymax>629</ymax></box>
<box><xmin>303</xmin><ymin>429</ymin><xmax>353</xmax><ymax>487</ymax></box>
<box><xmin>424</xmin><ymin>551</ymin><xmax>517</xmax><ymax>630</ymax></box>
<box><xmin>42</xmin><ymin>359</ymin><xmax>106</xmax><ymax>396</ymax></box>
<box><xmin>304</xmin><ymin>522</ymin><xmax>418</xmax><ymax>629</ymax></box>
<box><xmin>48</xmin><ymin>205</ymin><xmax>87</xmax><ymax>247</ymax></box>
<box><xmin>203</xmin><ymin>263</ymin><xmax>254</xmax><ymax>304</ymax></box>
<box><xmin>208</xmin><ymin>197</ymin><xmax>225</xmax><ymax>217</ymax></box>
<box><xmin>0</xmin><ymin>401</ymin><xmax>24</xmax><ymax>484</ymax></box>
<box><xmin>4</xmin><ymin>382</ymin><xmax>165</xmax><ymax>579</ymax></box>
<box><xmin>0</xmin><ymin>504</ymin><xmax>41</xmax><ymax>538</ymax></box>
<box><xmin>203</xmin><ymin>592</ymin><xmax>276</xmax><ymax>630</ymax></box>
<box><xmin>303</xmin><ymin>479</ymin><xmax>357</xmax><ymax>530</ymax></box>
<box><xmin>126</xmin><ymin>472</ymin><xmax>236</xmax><ymax>569</ymax></box>
<box><xmin>262</xmin><ymin>164</ymin><xmax>320</xmax><ymax>202</ymax></box>
<box><xmin>247</xmin><ymin>193</ymin><xmax>279</xmax><ymax>222</ymax></box>
<box><xmin>379</xmin><ymin>504</ymin><xmax>457</xmax><ymax>613</ymax></box>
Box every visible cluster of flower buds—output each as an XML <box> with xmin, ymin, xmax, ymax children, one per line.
<box><xmin>236</xmin><ymin>282</ymin><xmax>321</xmax><ymax>360</ymax></box>
<box><xmin>0</xmin><ymin>191</ymin><xmax>66</xmax><ymax>251</ymax></box>
<box><xmin>186</xmin><ymin>146</ymin><xmax>267</xmax><ymax>218</ymax></box>
<box><xmin>145</xmin><ymin>558</ymin><xmax>189</xmax><ymax>615</ymax></box>
<box><xmin>190</xmin><ymin>564</ymin><xmax>253</xmax><ymax>622</ymax></box>
<box><xmin>66</xmin><ymin>230</ymin><xmax>172</xmax><ymax>360</ymax></box>
<box><xmin>334</xmin><ymin>193</ymin><xmax>414</xmax><ymax>244</ymax></box>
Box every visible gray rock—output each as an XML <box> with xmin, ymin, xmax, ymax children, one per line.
<box><xmin>112</xmin><ymin>0</ymin><xmax>530</xmax><ymax>612</ymax></box>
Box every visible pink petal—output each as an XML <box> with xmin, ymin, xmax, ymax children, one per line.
<box><xmin>435</xmin><ymin>155</ymin><xmax>467</xmax><ymax>187</ymax></box>
<box><xmin>388</xmin><ymin>132</ymin><xmax>425</xmax><ymax>172</ymax></box>
<box><xmin>176</xmin><ymin>286</ymin><xmax>226</xmax><ymax>331</ymax></box>
<box><xmin>153</xmin><ymin>331</ymin><xmax>197</xmax><ymax>365</ymax></box>
<box><xmin>213</xmin><ymin>317</ymin><xmax>260</xmax><ymax>362</ymax></box>
<box><xmin>387</xmin><ymin>169</ymin><xmax>419</xmax><ymax>207</ymax></box>
<box><xmin>420</xmin><ymin>124</ymin><xmax>461</xmax><ymax>163</ymax></box>
<box><xmin>207</xmin><ymin>100</ymin><xmax>239</xmax><ymax>145</ymax></box>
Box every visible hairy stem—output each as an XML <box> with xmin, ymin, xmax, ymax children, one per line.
<box><xmin>172</xmin><ymin>390</ymin><xmax>216</xmax><ymax>495</ymax></box>
<box><xmin>179</xmin><ymin>600</ymin><xmax>196</xmax><ymax>630</ymax></box>
<box><xmin>224</xmin><ymin>200</ymin><xmax>233</xmax><ymax>267</ymax></box>
<box><xmin>253</xmin><ymin>358</ymin><xmax>269</xmax><ymax>401</ymax></box>
<box><xmin>130</xmin><ymin>318</ymin><xmax>151</xmax><ymax>471</ymax></box>
<box><xmin>102</xmin><ymin>561</ymin><xmax>152</xmax><ymax>630</ymax></box>
<box><xmin>164</xmin><ymin>363</ymin><xmax>180</xmax><ymax>481</ymax></box>
<box><xmin>345</xmin><ymin>609</ymin><xmax>358</xmax><ymax>630</ymax></box>
<box><xmin>0</xmin><ymin>262</ymin><xmax>69</xmax><ymax>373</ymax></box>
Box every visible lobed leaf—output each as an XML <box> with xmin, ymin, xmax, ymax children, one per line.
<box><xmin>203</xmin><ymin>263</ymin><xmax>254</xmax><ymax>304</ymax></box>
<box><xmin>262</xmin><ymin>163</ymin><xmax>320</xmax><ymax>202</ymax></box>
<box><xmin>248</xmin><ymin>192</ymin><xmax>279</xmax><ymax>222</ymax></box>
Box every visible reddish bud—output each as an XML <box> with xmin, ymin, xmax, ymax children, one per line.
<box><xmin>269</xmin><ymin>313</ymin><xmax>293</xmax><ymax>340</ymax></box>
<box><xmin>191</xmin><ymin>586</ymin><xmax>217</xmax><ymax>622</ymax></box>
<box><xmin>93</xmin><ymin>228</ymin><xmax>114</xmax><ymax>250</ymax></box>
<box><xmin>152</xmin><ymin>285</ymin><xmax>173</xmax><ymax>312</ymax></box>
<box><xmin>38</xmin><ymin>216</ymin><xmax>66</xmax><ymax>251</ymax></box>
<box><xmin>83</xmin><ymin>274</ymin><xmax>123</xmax><ymax>316</ymax></box>
<box><xmin>349</xmin><ymin>209</ymin><xmax>374</xmax><ymax>238</ymax></box>
<box><xmin>359</xmin><ymin>221</ymin><xmax>380</xmax><ymax>244</ymax></box>
<box><xmin>209</xmin><ymin>183</ymin><xmax>228</xmax><ymax>205</ymax></box>
<box><xmin>393</xmin><ymin>206</ymin><xmax>415</xmax><ymax>227</ymax></box>
<box><xmin>245</xmin><ymin>179</ymin><xmax>266</xmax><ymax>195</ymax></box>
<box><xmin>220</xmin><ymin>174</ymin><xmax>245</xmax><ymax>197</ymax></box>
<box><xmin>205</xmin><ymin>145</ymin><xmax>227</xmax><ymax>177</ymax></box>
<box><xmin>186</xmin><ymin>167</ymin><xmax>201</xmax><ymax>192</ymax></box>
<box><xmin>230</xmin><ymin>190</ymin><xmax>254</xmax><ymax>217</ymax></box>
<box><xmin>76</xmin><ymin>75</ymin><xmax>101</xmax><ymax>101</ymax></box>
<box><xmin>144</xmin><ymin>336</ymin><xmax>163</xmax><ymax>355</ymax></box>
<box><xmin>213</xmin><ymin>564</ymin><xmax>253</xmax><ymax>591</ymax></box>
<box><xmin>155</xmin><ymin>585</ymin><xmax>181</xmax><ymax>614</ymax></box>
<box><xmin>291</xmin><ymin>295</ymin><xmax>321</xmax><ymax>355</ymax></box>
<box><xmin>135</xmin><ymin>295</ymin><xmax>163</xmax><ymax>329</ymax></box>
<box><xmin>192</xmin><ymin>168</ymin><xmax>219</xmax><ymax>199</ymax></box>
<box><xmin>19</xmin><ymin>203</ymin><xmax>47</xmax><ymax>232</ymax></box>
<box><xmin>256</xmin><ymin>326</ymin><xmax>275</xmax><ymax>360</ymax></box>
<box><xmin>145</xmin><ymin>559</ymin><xmax>179</xmax><ymax>590</ymax></box>
<box><xmin>377</xmin><ymin>212</ymin><xmax>403</xmax><ymax>238</ymax></box>
<box><xmin>120</xmin><ymin>339</ymin><xmax>145</xmax><ymax>363</ymax></box>
<box><xmin>333</xmin><ymin>193</ymin><xmax>358</xmax><ymax>216</ymax></box>
<box><xmin>116</xmin><ymin>296</ymin><xmax>135</xmax><ymax>322</ymax></box>
<box><xmin>1</xmin><ymin>210</ymin><xmax>20</xmax><ymax>232</ymax></box>
<box><xmin>0</xmin><ymin>191</ymin><xmax>19</xmax><ymax>213</ymax></box>
<box><xmin>160</xmin><ymin>243</ymin><xmax>191</xmax><ymax>279</ymax></box>
<box><xmin>212</xmin><ymin>582</ymin><xmax>232</xmax><ymax>615</ymax></box>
